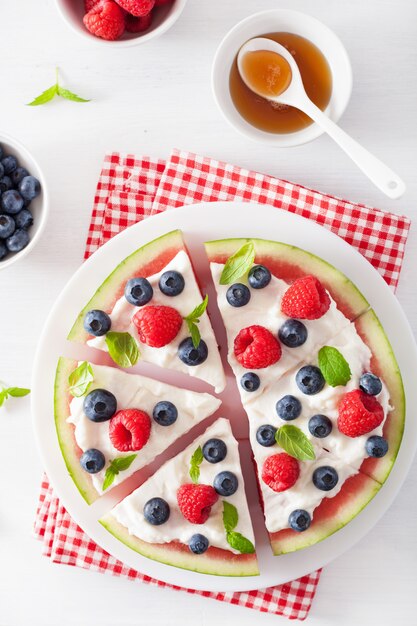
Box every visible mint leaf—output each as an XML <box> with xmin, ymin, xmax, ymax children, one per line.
<box><xmin>189</xmin><ymin>446</ymin><xmax>204</xmax><ymax>484</ymax></box>
<box><xmin>105</xmin><ymin>332</ymin><xmax>139</xmax><ymax>368</ymax></box>
<box><xmin>219</xmin><ymin>242</ymin><xmax>255</xmax><ymax>285</ymax></box>
<box><xmin>318</xmin><ymin>346</ymin><xmax>351</xmax><ymax>387</ymax></box>
<box><xmin>68</xmin><ymin>361</ymin><xmax>94</xmax><ymax>398</ymax></box>
<box><xmin>275</xmin><ymin>425</ymin><xmax>315</xmax><ymax>461</ymax></box>
<box><xmin>57</xmin><ymin>86</ymin><xmax>90</xmax><ymax>103</ymax></box>
<box><xmin>226</xmin><ymin>531</ymin><xmax>255</xmax><ymax>554</ymax></box>
<box><xmin>27</xmin><ymin>84</ymin><xmax>57</xmax><ymax>106</ymax></box>
<box><xmin>184</xmin><ymin>295</ymin><xmax>208</xmax><ymax>348</ymax></box>
<box><xmin>102</xmin><ymin>454</ymin><xmax>137</xmax><ymax>491</ymax></box>
<box><xmin>27</xmin><ymin>68</ymin><xmax>90</xmax><ymax>107</ymax></box>
<box><xmin>6</xmin><ymin>387</ymin><xmax>30</xmax><ymax>398</ymax></box>
<box><xmin>0</xmin><ymin>390</ymin><xmax>8</xmax><ymax>407</ymax></box>
<box><xmin>222</xmin><ymin>501</ymin><xmax>238</xmax><ymax>532</ymax></box>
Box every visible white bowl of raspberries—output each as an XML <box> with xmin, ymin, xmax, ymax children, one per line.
<box><xmin>0</xmin><ymin>133</ymin><xmax>47</xmax><ymax>270</ymax></box>
<box><xmin>56</xmin><ymin>0</ymin><xmax>187</xmax><ymax>44</ymax></box>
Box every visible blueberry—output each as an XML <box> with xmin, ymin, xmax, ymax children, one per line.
<box><xmin>296</xmin><ymin>365</ymin><xmax>325</xmax><ymax>395</ymax></box>
<box><xmin>0</xmin><ymin>241</ymin><xmax>7</xmax><ymax>260</ymax></box>
<box><xmin>256</xmin><ymin>424</ymin><xmax>277</xmax><ymax>447</ymax></box>
<box><xmin>276</xmin><ymin>395</ymin><xmax>302</xmax><ymax>421</ymax></box>
<box><xmin>143</xmin><ymin>497</ymin><xmax>170</xmax><ymax>525</ymax></box>
<box><xmin>0</xmin><ymin>176</ymin><xmax>12</xmax><ymax>193</ymax></box>
<box><xmin>188</xmin><ymin>533</ymin><xmax>209</xmax><ymax>554</ymax></box>
<box><xmin>213</xmin><ymin>471</ymin><xmax>238</xmax><ymax>496</ymax></box>
<box><xmin>178</xmin><ymin>337</ymin><xmax>208</xmax><ymax>366</ymax></box>
<box><xmin>159</xmin><ymin>270</ymin><xmax>185</xmax><ymax>296</ymax></box>
<box><xmin>308</xmin><ymin>414</ymin><xmax>332</xmax><ymax>438</ymax></box>
<box><xmin>124</xmin><ymin>277</ymin><xmax>153</xmax><ymax>306</ymax></box>
<box><xmin>240</xmin><ymin>372</ymin><xmax>260</xmax><ymax>392</ymax></box>
<box><xmin>14</xmin><ymin>209</ymin><xmax>33</xmax><ymax>230</ymax></box>
<box><xmin>18</xmin><ymin>175</ymin><xmax>41</xmax><ymax>201</ymax></box>
<box><xmin>312</xmin><ymin>466</ymin><xmax>339</xmax><ymax>491</ymax></box>
<box><xmin>248</xmin><ymin>264</ymin><xmax>271</xmax><ymax>289</ymax></box>
<box><xmin>152</xmin><ymin>401</ymin><xmax>178</xmax><ymax>426</ymax></box>
<box><xmin>0</xmin><ymin>214</ymin><xmax>15</xmax><ymax>239</ymax></box>
<box><xmin>11</xmin><ymin>167</ymin><xmax>29</xmax><ymax>187</ymax></box>
<box><xmin>0</xmin><ymin>162</ymin><xmax>4</xmax><ymax>178</ymax></box>
<box><xmin>1</xmin><ymin>155</ymin><xmax>17</xmax><ymax>175</ymax></box>
<box><xmin>226</xmin><ymin>283</ymin><xmax>251</xmax><ymax>307</ymax></box>
<box><xmin>359</xmin><ymin>372</ymin><xmax>382</xmax><ymax>396</ymax></box>
<box><xmin>289</xmin><ymin>509</ymin><xmax>311</xmax><ymax>532</ymax></box>
<box><xmin>1</xmin><ymin>189</ymin><xmax>24</xmax><ymax>214</ymax></box>
<box><xmin>83</xmin><ymin>389</ymin><xmax>117</xmax><ymax>422</ymax></box>
<box><xmin>80</xmin><ymin>448</ymin><xmax>105</xmax><ymax>474</ymax></box>
<box><xmin>0</xmin><ymin>145</ymin><xmax>3</xmax><ymax>160</ymax></box>
<box><xmin>83</xmin><ymin>309</ymin><xmax>111</xmax><ymax>336</ymax></box>
<box><xmin>6</xmin><ymin>228</ymin><xmax>29</xmax><ymax>253</ymax></box>
<box><xmin>366</xmin><ymin>435</ymin><xmax>388</xmax><ymax>458</ymax></box>
<box><xmin>202</xmin><ymin>438</ymin><xmax>227</xmax><ymax>463</ymax></box>
<box><xmin>278</xmin><ymin>319</ymin><xmax>308</xmax><ymax>348</ymax></box>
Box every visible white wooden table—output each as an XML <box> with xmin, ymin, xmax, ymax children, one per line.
<box><xmin>1</xmin><ymin>0</ymin><xmax>416</xmax><ymax>623</ymax></box>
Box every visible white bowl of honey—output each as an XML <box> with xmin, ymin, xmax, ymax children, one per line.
<box><xmin>212</xmin><ymin>9</ymin><xmax>352</xmax><ymax>147</ymax></box>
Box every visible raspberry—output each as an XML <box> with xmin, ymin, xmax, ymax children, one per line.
<box><xmin>177</xmin><ymin>484</ymin><xmax>218</xmax><ymax>524</ymax></box>
<box><xmin>234</xmin><ymin>325</ymin><xmax>282</xmax><ymax>369</ymax></box>
<box><xmin>133</xmin><ymin>305</ymin><xmax>182</xmax><ymax>348</ymax></box>
<box><xmin>262</xmin><ymin>453</ymin><xmax>300</xmax><ymax>492</ymax></box>
<box><xmin>109</xmin><ymin>409</ymin><xmax>151</xmax><ymax>452</ymax></box>
<box><xmin>84</xmin><ymin>0</ymin><xmax>101</xmax><ymax>11</ymax></box>
<box><xmin>281</xmin><ymin>275</ymin><xmax>331</xmax><ymax>320</ymax></box>
<box><xmin>125</xmin><ymin>11</ymin><xmax>152</xmax><ymax>32</ymax></box>
<box><xmin>83</xmin><ymin>1</ymin><xmax>125</xmax><ymax>41</ymax></box>
<box><xmin>154</xmin><ymin>0</ymin><xmax>172</xmax><ymax>5</ymax></box>
<box><xmin>338</xmin><ymin>389</ymin><xmax>384</xmax><ymax>438</ymax></box>
<box><xmin>115</xmin><ymin>0</ymin><xmax>155</xmax><ymax>17</ymax></box>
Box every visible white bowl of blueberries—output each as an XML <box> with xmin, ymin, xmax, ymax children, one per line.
<box><xmin>0</xmin><ymin>133</ymin><xmax>48</xmax><ymax>270</ymax></box>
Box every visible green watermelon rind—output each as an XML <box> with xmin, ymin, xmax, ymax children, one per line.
<box><xmin>204</xmin><ymin>237</ymin><xmax>369</xmax><ymax>320</ymax></box>
<box><xmin>270</xmin><ymin>473</ymin><xmax>381</xmax><ymax>556</ymax></box>
<box><xmin>100</xmin><ymin>514</ymin><xmax>260</xmax><ymax>577</ymax></box>
<box><xmin>356</xmin><ymin>309</ymin><xmax>405</xmax><ymax>484</ymax></box>
<box><xmin>54</xmin><ymin>357</ymin><xmax>99</xmax><ymax>505</ymax></box>
<box><xmin>68</xmin><ymin>230</ymin><xmax>184</xmax><ymax>343</ymax></box>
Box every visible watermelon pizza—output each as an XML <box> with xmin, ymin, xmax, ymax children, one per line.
<box><xmin>205</xmin><ymin>237</ymin><xmax>405</xmax><ymax>555</ymax></box>
<box><xmin>55</xmin><ymin>357</ymin><xmax>221</xmax><ymax>504</ymax></box>
<box><xmin>100</xmin><ymin>418</ymin><xmax>259</xmax><ymax>576</ymax></box>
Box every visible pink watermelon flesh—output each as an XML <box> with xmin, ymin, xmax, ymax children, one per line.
<box><xmin>68</xmin><ymin>230</ymin><xmax>185</xmax><ymax>343</ymax></box>
<box><xmin>204</xmin><ymin>237</ymin><xmax>369</xmax><ymax>320</ymax></box>
<box><xmin>100</xmin><ymin>514</ymin><xmax>259</xmax><ymax>577</ymax></box>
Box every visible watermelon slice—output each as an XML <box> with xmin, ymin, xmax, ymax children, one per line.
<box><xmin>205</xmin><ymin>237</ymin><xmax>404</xmax><ymax>556</ymax></box>
<box><xmin>100</xmin><ymin>418</ymin><xmax>259</xmax><ymax>576</ymax></box>
<box><xmin>68</xmin><ymin>230</ymin><xmax>226</xmax><ymax>393</ymax></box>
<box><xmin>55</xmin><ymin>357</ymin><xmax>221</xmax><ymax>504</ymax></box>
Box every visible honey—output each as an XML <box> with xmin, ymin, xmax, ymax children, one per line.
<box><xmin>241</xmin><ymin>50</ymin><xmax>292</xmax><ymax>98</ymax></box>
<box><xmin>230</xmin><ymin>32</ymin><xmax>332</xmax><ymax>134</ymax></box>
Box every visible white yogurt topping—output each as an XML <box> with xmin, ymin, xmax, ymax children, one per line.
<box><xmin>88</xmin><ymin>251</ymin><xmax>226</xmax><ymax>393</ymax></box>
<box><xmin>110</xmin><ymin>418</ymin><xmax>256</xmax><ymax>554</ymax></box>
<box><xmin>210</xmin><ymin>262</ymin><xmax>351</xmax><ymax>402</ymax></box>
<box><xmin>67</xmin><ymin>362</ymin><xmax>221</xmax><ymax>494</ymax></box>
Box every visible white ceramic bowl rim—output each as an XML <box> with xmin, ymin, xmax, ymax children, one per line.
<box><xmin>0</xmin><ymin>132</ymin><xmax>49</xmax><ymax>271</ymax></box>
<box><xmin>55</xmin><ymin>0</ymin><xmax>188</xmax><ymax>48</ymax></box>
<box><xmin>211</xmin><ymin>9</ymin><xmax>353</xmax><ymax>148</ymax></box>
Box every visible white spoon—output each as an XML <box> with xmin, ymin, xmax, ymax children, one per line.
<box><xmin>237</xmin><ymin>38</ymin><xmax>406</xmax><ymax>200</ymax></box>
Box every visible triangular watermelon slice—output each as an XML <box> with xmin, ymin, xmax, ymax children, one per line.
<box><xmin>55</xmin><ymin>357</ymin><xmax>221</xmax><ymax>504</ymax></box>
<box><xmin>68</xmin><ymin>230</ymin><xmax>226</xmax><ymax>393</ymax></box>
<box><xmin>100</xmin><ymin>418</ymin><xmax>259</xmax><ymax>576</ymax></box>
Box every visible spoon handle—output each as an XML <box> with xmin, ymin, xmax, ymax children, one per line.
<box><xmin>300</xmin><ymin>99</ymin><xmax>406</xmax><ymax>200</ymax></box>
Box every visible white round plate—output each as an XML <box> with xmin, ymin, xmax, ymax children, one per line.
<box><xmin>32</xmin><ymin>201</ymin><xmax>417</xmax><ymax>592</ymax></box>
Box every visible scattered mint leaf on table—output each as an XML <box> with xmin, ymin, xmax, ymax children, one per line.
<box><xmin>184</xmin><ymin>295</ymin><xmax>209</xmax><ymax>348</ymax></box>
<box><xmin>275</xmin><ymin>424</ymin><xmax>316</xmax><ymax>461</ymax></box>
<box><xmin>219</xmin><ymin>242</ymin><xmax>255</xmax><ymax>285</ymax></box>
<box><xmin>0</xmin><ymin>386</ymin><xmax>30</xmax><ymax>407</ymax></box>
<box><xmin>318</xmin><ymin>346</ymin><xmax>352</xmax><ymax>387</ymax></box>
<box><xmin>68</xmin><ymin>361</ymin><xmax>94</xmax><ymax>397</ymax></box>
<box><xmin>102</xmin><ymin>454</ymin><xmax>137</xmax><ymax>491</ymax></box>
<box><xmin>27</xmin><ymin>68</ymin><xmax>90</xmax><ymax>106</ymax></box>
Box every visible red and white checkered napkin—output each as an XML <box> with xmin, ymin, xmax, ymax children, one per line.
<box><xmin>34</xmin><ymin>149</ymin><xmax>410</xmax><ymax>621</ymax></box>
